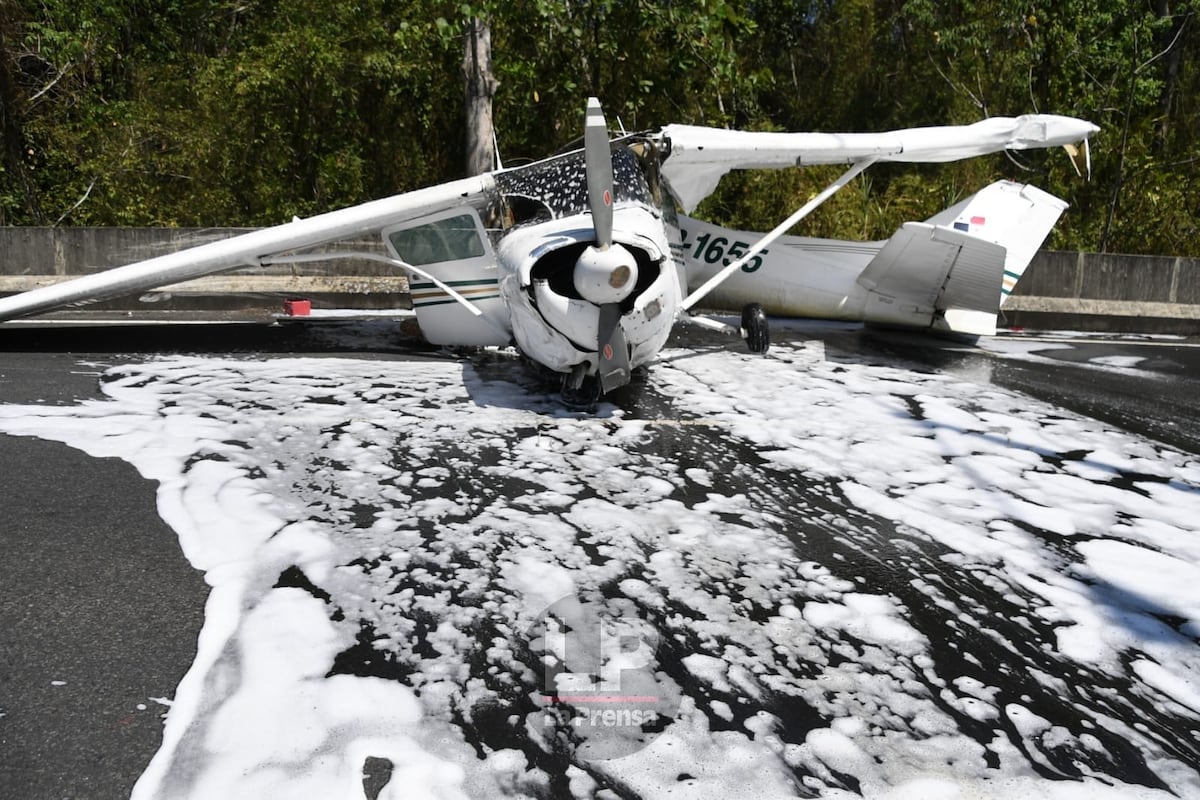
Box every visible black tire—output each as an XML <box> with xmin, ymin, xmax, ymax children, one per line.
<box><xmin>742</xmin><ymin>303</ymin><xmax>770</xmax><ymax>354</ymax></box>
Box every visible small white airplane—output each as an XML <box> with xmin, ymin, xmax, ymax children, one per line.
<box><xmin>0</xmin><ymin>98</ymin><xmax>1097</xmax><ymax>404</ymax></box>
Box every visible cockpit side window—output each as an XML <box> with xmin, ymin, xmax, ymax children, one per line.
<box><xmin>388</xmin><ymin>213</ymin><xmax>486</xmax><ymax>266</ymax></box>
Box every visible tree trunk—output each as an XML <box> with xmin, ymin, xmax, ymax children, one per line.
<box><xmin>0</xmin><ymin>11</ymin><xmax>46</xmax><ymax>224</ymax></box>
<box><xmin>463</xmin><ymin>17</ymin><xmax>497</xmax><ymax>177</ymax></box>
<box><xmin>1151</xmin><ymin>0</ymin><xmax>1187</xmax><ymax>152</ymax></box>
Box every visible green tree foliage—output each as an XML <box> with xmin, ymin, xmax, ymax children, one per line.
<box><xmin>898</xmin><ymin>0</ymin><xmax>1199</xmax><ymax>253</ymax></box>
<box><xmin>1</xmin><ymin>0</ymin><xmax>1196</xmax><ymax>255</ymax></box>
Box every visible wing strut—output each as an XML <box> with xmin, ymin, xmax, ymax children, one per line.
<box><xmin>261</xmin><ymin>250</ymin><xmax>511</xmax><ymax>340</ymax></box>
<box><xmin>260</xmin><ymin>251</ymin><xmax>485</xmax><ymax>316</ymax></box>
<box><xmin>680</xmin><ymin>157</ymin><xmax>878</xmax><ymax>312</ymax></box>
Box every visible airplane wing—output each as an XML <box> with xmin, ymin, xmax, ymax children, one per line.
<box><xmin>660</xmin><ymin>115</ymin><xmax>1099</xmax><ymax>212</ymax></box>
<box><xmin>0</xmin><ymin>176</ymin><xmax>496</xmax><ymax>322</ymax></box>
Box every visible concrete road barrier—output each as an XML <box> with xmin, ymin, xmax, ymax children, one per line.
<box><xmin>2</xmin><ymin>228</ymin><xmax>1197</xmax><ymax>332</ymax></box>
<box><xmin>1005</xmin><ymin>250</ymin><xmax>1200</xmax><ymax>334</ymax></box>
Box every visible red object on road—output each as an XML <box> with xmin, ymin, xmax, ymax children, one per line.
<box><xmin>283</xmin><ymin>298</ymin><xmax>311</xmax><ymax>316</ymax></box>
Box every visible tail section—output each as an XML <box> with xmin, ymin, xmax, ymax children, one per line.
<box><xmin>858</xmin><ymin>181</ymin><xmax>1067</xmax><ymax>335</ymax></box>
<box><xmin>680</xmin><ymin>180</ymin><xmax>1067</xmax><ymax>336</ymax></box>
<box><xmin>924</xmin><ymin>181</ymin><xmax>1067</xmax><ymax>309</ymax></box>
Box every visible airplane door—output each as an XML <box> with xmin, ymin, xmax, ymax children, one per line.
<box><xmin>383</xmin><ymin>208</ymin><xmax>510</xmax><ymax>346</ymax></box>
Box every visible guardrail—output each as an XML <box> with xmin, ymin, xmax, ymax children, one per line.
<box><xmin>1004</xmin><ymin>250</ymin><xmax>1200</xmax><ymax>334</ymax></box>
<box><xmin>1</xmin><ymin>228</ymin><xmax>1197</xmax><ymax>332</ymax></box>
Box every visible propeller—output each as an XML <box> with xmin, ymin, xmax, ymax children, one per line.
<box><xmin>575</xmin><ymin>97</ymin><xmax>637</xmax><ymax>393</ymax></box>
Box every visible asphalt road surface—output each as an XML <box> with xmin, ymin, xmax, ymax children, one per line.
<box><xmin>0</xmin><ymin>319</ymin><xmax>1197</xmax><ymax>799</ymax></box>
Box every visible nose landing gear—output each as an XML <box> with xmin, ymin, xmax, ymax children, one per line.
<box><xmin>562</xmin><ymin>363</ymin><xmax>603</xmax><ymax>409</ymax></box>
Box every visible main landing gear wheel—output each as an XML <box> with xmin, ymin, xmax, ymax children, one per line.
<box><xmin>741</xmin><ymin>303</ymin><xmax>770</xmax><ymax>354</ymax></box>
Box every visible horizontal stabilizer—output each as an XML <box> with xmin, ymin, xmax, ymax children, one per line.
<box><xmin>857</xmin><ymin>223</ymin><xmax>1006</xmax><ymax>332</ymax></box>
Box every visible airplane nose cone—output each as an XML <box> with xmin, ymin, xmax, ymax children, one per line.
<box><xmin>574</xmin><ymin>243</ymin><xmax>639</xmax><ymax>305</ymax></box>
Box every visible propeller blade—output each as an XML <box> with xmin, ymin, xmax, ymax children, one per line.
<box><xmin>585</xmin><ymin>97</ymin><xmax>614</xmax><ymax>249</ymax></box>
<box><xmin>597</xmin><ymin>302</ymin><xmax>631</xmax><ymax>393</ymax></box>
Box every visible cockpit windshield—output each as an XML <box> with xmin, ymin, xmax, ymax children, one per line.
<box><xmin>495</xmin><ymin>146</ymin><xmax>653</xmax><ymax>227</ymax></box>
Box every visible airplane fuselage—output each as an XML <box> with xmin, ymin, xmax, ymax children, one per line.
<box><xmin>387</xmin><ymin>138</ymin><xmax>1069</xmax><ymax>391</ymax></box>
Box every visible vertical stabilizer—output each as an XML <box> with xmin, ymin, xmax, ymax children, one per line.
<box><xmin>924</xmin><ymin>181</ymin><xmax>1067</xmax><ymax>308</ymax></box>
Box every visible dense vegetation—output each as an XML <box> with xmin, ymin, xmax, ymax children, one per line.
<box><xmin>1</xmin><ymin>1</ymin><xmax>1196</xmax><ymax>255</ymax></box>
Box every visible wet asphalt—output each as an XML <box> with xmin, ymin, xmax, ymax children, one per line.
<box><xmin>0</xmin><ymin>354</ymin><xmax>207</xmax><ymax>800</ymax></box>
<box><xmin>0</xmin><ymin>319</ymin><xmax>1196</xmax><ymax>799</ymax></box>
